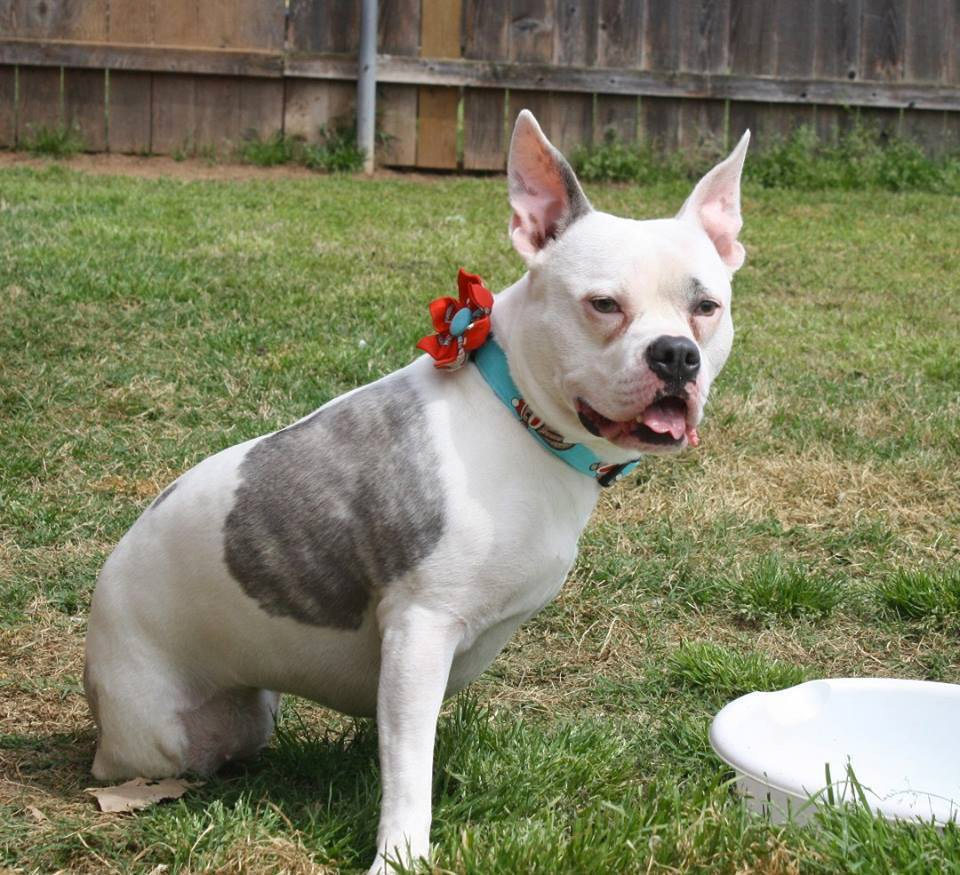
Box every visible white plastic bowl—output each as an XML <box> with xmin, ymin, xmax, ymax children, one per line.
<box><xmin>709</xmin><ymin>678</ymin><xmax>960</xmax><ymax>825</ymax></box>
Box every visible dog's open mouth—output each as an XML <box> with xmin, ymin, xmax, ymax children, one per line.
<box><xmin>576</xmin><ymin>396</ymin><xmax>697</xmax><ymax>449</ymax></box>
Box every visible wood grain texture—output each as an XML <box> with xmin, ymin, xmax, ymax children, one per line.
<box><xmin>288</xmin><ymin>0</ymin><xmax>358</xmax><ymax>53</ymax></box>
<box><xmin>193</xmin><ymin>75</ymin><xmax>241</xmax><ymax>148</ymax></box>
<box><xmin>107</xmin><ymin>70</ymin><xmax>151</xmax><ymax>153</ymax></box>
<box><xmin>63</xmin><ymin>66</ymin><xmax>106</xmax><ymax>149</ymax></box>
<box><xmin>421</xmin><ymin>0</ymin><xmax>461</xmax><ymax>58</ymax></box>
<box><xmin>153</xmin><ymin>0</ymin><xmax>198</xmax><ymax>47</ymax></box>
<box><xmin>814</xmin><ymin>0</ymin><xmax>862</xmax><ymax>80</ymax></box>
<box><xmin>150</xmin><ymin>72</ymin><xmax>194</xmax><ymax>153</ymax></box>
<box><xmin>814</xmin><ymin>104</ymin><xmax>858</xmax><ymax>143</ymax></box>
<box><xmin>107</xmin><ymin>0</ymin><xmax>154</xmax><ymax>44</ymax></box>
<box><xmin>238</xmin><ymin>77</ymin><xmax>283</xmax><ymax>140</ymax></box>
<box><xmin>379</xmin><ymin>0</ymin><xmax>421</xmax><ymax>55</ymax></box>
<box><xmin>378</xmin><ymin>82</ymin><xmax>418</xmax><ymax>165</ymax></box>
<box><xmin>510</xmin><ymin>0</ymin><xmax>555</xmax><ymax>63</ymax></box>
<box><xmin>860</xmin><ymin>0</ymin><xmax>905</xmax><ymax>81</ymax></box>
<box><xmin>463</xmin><ymin>87</ymin><xmax>505</xmax><ymax>169</ymax></box>
<box><xmin>416</xmin><ymin>85</ymin><xmax>458</xmax><ymax>168</ymax></box>
<box><xmin>597</xmin><ymin>0</ymin><xmax>643</xmax><ymax>67</ymax></box>
<box><xmin>13</xmin><ymin>0</ymin><xmax>108</xmax><ymax>40</ymax></box>
<box><xmin>904</xmin><ymin>0</ymin><xmax>948</xmax><ymax>83</ymax></box>
<box><xmin>595</xmin><ymin>93</ymin><xmax>638</xmax><ymax>143</ymax></box>
<box><xmin>729</xmin><ymin>0</ymin><xmax>778</xmax><ymax>74</ymax></box>
<box><xmin>0</xmin><ymin>39</ymin><xmax>284</xmax><ymax>77</ymax></box>
<box><xmin>283</xmin><ymin>78</ymin><xmax>354</xmax><ymax>142</ymax></box>
<box><xmin>17</xmin><ymin>65</ymin><xmax>61</xmax><ymax>141</ymax></box>
<box><xmin>287</xmin><ymin>53</ymin><xmax>960</xmax><ymax>111</ymax></box>
<box><xmin>463</xmin><ymin>0</ymin><xmax>509</xmax><ymax>59</ymax></box>
<box><xmin>0</xmin><ymin>66</ymin><xmax>15</xmax><ymax>146</ymax></box>
<box><xmin>555</xmin><ymin>0</ymin><xmax>597</xmax><ymax>66</ymax></box>
<box><xmin>900</xmin><ymin>107</ymin><xmax>946</xmax><ymax>151</ymax></box>
<box><xmin>418</xmin><ymin>0</ymin><xmax>461</xmax><ymax>169</ymax></box>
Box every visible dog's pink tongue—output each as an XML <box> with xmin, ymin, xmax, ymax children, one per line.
<box><xmin>642</xmin><ymin>401</ymin><xmax>687</xmax><ymax>440</ymax></box>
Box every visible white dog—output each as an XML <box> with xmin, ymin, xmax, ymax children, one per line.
<box><xmin>85</xmin><ymin>111</ymin><xmax>749</xmax><ymax>873</ymax></box>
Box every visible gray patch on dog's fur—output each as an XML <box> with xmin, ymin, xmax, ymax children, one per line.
<box><xmin>151</xmin><ymin>481</ymin><xmax>178</xmax><ymax>510</ymax></box>
<box><xmin>223</xmin><ymin>377</ymin><xmax>444</xmax><ymax>628</ymax></box>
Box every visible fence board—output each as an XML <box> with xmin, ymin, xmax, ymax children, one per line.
<box><xmin>151</xmin><ymin>73</ymin><xmax>194</xmax><ymax>154</ymax></box>
<box><xmin>597</xmin><ymin>0</ymin><xmax>643</xmax><ymax>67</ymax></box>
<box><xmin>685</xmin><ymin>0</ymin><xmax>730</xmax><ymax>73</ymax></box>
<box><xmin>379</xmin><ymin>0</ymin><xmax>421</xmax><ymax>55</ymax></box>
<box><xmin>4</xmin><ymin>0</ymin><xmax>960</xmax><ymax>169</ymax></box>
<box><xmin>509</xmin><ymin>0</ymin><xmax>555</xmax><ymax>63</ymax></box>
<box><xmin>904</xmin><ymin>0</ymin><xmax>948</xmax><ymax>83</ymax></box>
<box><xmin>0</xmin><ymin>67</ymin><xmax>15</xmax><ymax>146</ymax></box>
<box><xmin>595</xmin><ymin>93</ymin><xmax>637</xmax><ymax>143</ymax></box>
<box><xmin>900</xmin><ymin>108</ymin><xmax>946</xmax><ymax>152</ymax></box>
<box><xmin>643</xmin><ymin>0</ymin><xmax>686</xmax><ymax>148</ymax></box>
<box><xmin>463</xmin><ymin>0</ymin><xmax>509</xmax><ymax>59</ymax></box>
<box><xmin>860</xmin><ymin>0</ymin><xmax>905</xmax><ymax>80</ymax></box>
<box><xmin>417</xmin><ymin>0</ymin><xmax>460</xmax><ymax>169</ymax></box>
<box><xmin>153</xmin><ymin>0</ymin><xmax>199</xmax><ymax>47</ymax></box>
<box><xmin>463</xmin><ymin>87</ymin><xmax>504</xmax><ymax>170</ymax></box>
<box><xmin>417</xmin><ymin>85</ymin><xmax>458</xmax><ymax>168</ymax></box>
<box><xmin>944</xmin><ymin>111</ymin><xmax>960</xmax><ymax>151</ymax></box>
<box><xmin>463</xmin><ymin>0</ymin><xmax>508</xmax><ymax>170</ymax></box>
<box><xmin>555</xmin><ymin>0</ymin><xmax>597</xmax><ymax>66</ymax></box>
<box><xmin>378</xmin><ymin>83</ymin><xmax>417</xmax><ymax>165</ymax></box>
<box><xmin>814</xmin><ymin>0</ymin><xmax>862</xmax><ymax>80</ymax></box>
<box><xmin>729</xmin><ymin>0</ymin><xmax>778</xmax><ymax>75</ymax></box>
<box><xmin>107</xmin><ymin>70</ymin><xmax>152</xmax><ymax>153</ymax></box>
<box><xmin>194</xmin><ymin>75</ymin><xmax>242</xmax><ymax>149</ymax></box>
<box><xmin>814</xmin><ymin>105</ymin><xmax>857</xmax><ymax>144</ymax></box>
<box><xmin>196</xmin><ymin>0</ymin><xmax>285</xmax><ymax>50</ymax></box>
<box><xmin>17</xmin><ymin>65</ymin><xmax>61</xmax><ymax>142</ymax></box>
<box><xmin>64</xmin><ymin>67</ymin><xmax>106</xmax><ymax>150</ymax></box>
<box><xmin>288</xmin><ymin>0</ymin><xmax>359</xmax><ymax>53</ymax></box>
<box><xmin>238</xmin><ymin>77</ymin><xmax>283</xmax><ymax>141</ymax></box>
<box><xmin>284</xmin><ymin>78</ymin><xmax>354</xmax><ymax>141</ymax></box>
<box><xmin>13</xmin><ymin>0</ymin><xmax>108</xmax><ymax>40</ymax></box>
<box><xmin>107</xmin><ymin>0</ymin><xmax>154</xmax><ymax>43</ymax></box>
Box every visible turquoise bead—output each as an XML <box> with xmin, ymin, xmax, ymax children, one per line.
<box><xmin>449</xmin><ymin>306</ymin><xmax>472</xmax><ymax>337</ymax></box>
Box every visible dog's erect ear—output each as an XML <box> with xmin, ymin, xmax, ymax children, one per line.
<box><xmin>677</xmin><ymin>131</ymin><xmax>750</xmax><ymax>272</ymax></box>
<box><xmin>507</xmin><ymin>110</ymin><xmax>592</xmax><ymax>263</ymax></box>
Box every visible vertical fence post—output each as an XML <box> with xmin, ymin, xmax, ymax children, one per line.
<box><xmin>357</xmin><ymin>0</ymin><xmax>378</xmax><ymax>174</ymax></box>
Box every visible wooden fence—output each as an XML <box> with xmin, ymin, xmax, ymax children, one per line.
<box><xmin>1</xmin><ymin>1</ymin><xmax>959</xmax><ymax>168</ymax></box>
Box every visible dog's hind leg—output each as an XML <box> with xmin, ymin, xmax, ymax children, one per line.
<box><xmin>178</xmin><ymin>687</ymin><xmax>280</xmax><ymax>775</ymax></box>
<box><xmin>85</xmin><ymin>626</ymin><xmax>279</xmax><ymax>780</ymax></box>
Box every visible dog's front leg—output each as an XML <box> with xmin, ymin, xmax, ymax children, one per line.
<box><xmin>369</xmin><ymin>602</ymin><xmax>463</xmax><ymax>875</ymax></box>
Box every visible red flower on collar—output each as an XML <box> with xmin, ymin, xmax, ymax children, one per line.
<box><xmin>416</xmin><ymin>269</ymin><xmax>494</xmax><ymax>370</ymax></box>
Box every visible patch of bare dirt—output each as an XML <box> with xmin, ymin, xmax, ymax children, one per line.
<box><xmin>0</xmin><ymin>150</ymin><xmax>465</xmax><ymax>183</ymax></box>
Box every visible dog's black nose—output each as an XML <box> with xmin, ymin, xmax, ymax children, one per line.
<box><xmin>645</xmin><ymin>336</ymin><xmax>700</xmax><ymax>384</ymax></box>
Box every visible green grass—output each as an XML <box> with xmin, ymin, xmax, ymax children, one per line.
<box><xmin>878</xmin><ymin>568</ymin><xmax>960</xmax><ymax>624</ymax></box>
<box><xmin>575</xmin><ymin>122</ymin><xmax>960</xmax><ymax>193</ymax></box>
<box><xmin>1</xmin><ymin>159</ymin><xmax>959</xmax><ymax>872</ymax></box>
<box><xmin>729</xmin><ymin>556</ymin><xmax>842</xmax><ymax>625</ymax></box>
<box><xmin>238</xmin><ymin>126</ymin><xmax>366</xmax><ymax>172</ymax></box>
<box><xmin>19</xmin><ymin>124</ymin><xmax>85</xmax><ymax>158</ymax></box>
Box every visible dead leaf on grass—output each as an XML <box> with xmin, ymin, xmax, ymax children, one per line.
<box><xmin>84</xmin><ymin>777</ymin><xmax>203</xmax><ymax>813</ymax></box>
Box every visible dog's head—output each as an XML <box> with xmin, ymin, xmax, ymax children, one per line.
<box><xmin>498</xmin><ymin>111</ymin><xmax>749</xmax><ymax>462</ymax></box>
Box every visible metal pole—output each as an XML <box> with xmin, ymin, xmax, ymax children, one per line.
<box><xmin>357</xmin><ymin>0</ymin><xmax>378</xmax><ymax>175</ymax></box>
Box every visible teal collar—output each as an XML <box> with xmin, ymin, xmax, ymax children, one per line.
<box><xmin>472</xmin><ymin>338</ymin><xmax>641</xmax><ymax>488</ymax></box>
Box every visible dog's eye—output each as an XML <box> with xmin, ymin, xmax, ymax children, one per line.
<box><xmin>590</xmin><ymin>297</ymin><xmax>621</xmax><ymax>314</ymax></box>
<box><xmin>694</xmin><ymin>300</ymin><xmax>720</xmax><ymax>316</ymax></box>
